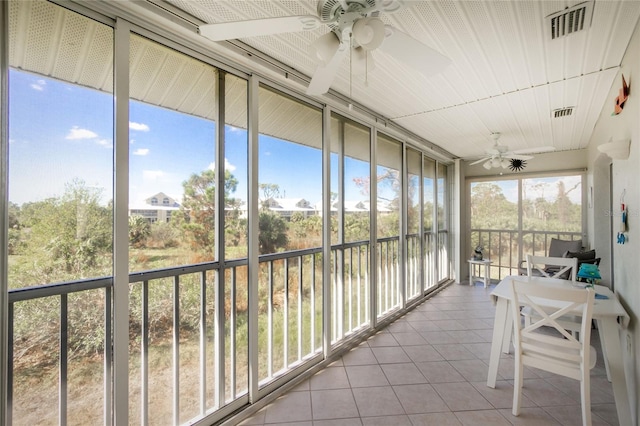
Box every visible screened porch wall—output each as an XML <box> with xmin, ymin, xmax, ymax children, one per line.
<box><xmin>1</xmin><ymin>1</ymin><xmax>454</xmax><ymax>425</ymax></box>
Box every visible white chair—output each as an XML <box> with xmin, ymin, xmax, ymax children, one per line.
<box><xmin>524</xmin><ymin>255</ymin><xmax>581</xmax><ymax>338</ymax></box>
<box><xmin>508</xmin><ymin>278</ymin><xmax>596</xmax><ymax>426</ymax></box>
<box><xmin>526</xmin><ymin>254</ymin><xmax>578</xmax><ymax>283</ymax></box>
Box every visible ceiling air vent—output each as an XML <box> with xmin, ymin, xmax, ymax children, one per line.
<box><xmin>547</xmin><ymin>1</ymin><xmax>593</xmax><ymax>40</ymax></box>
<box><xmin>552</xmin><ymin>107</ymin><xmax>574</xmax><ymax>118</ymax></box>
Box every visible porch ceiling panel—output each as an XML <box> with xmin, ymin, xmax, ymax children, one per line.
<box><xmin>164</xmin><ymin>0</ymin><xmax>640</xmax><ymax>160</ymax></box>
<box><xmin>7</xmin><ymin>0</ymin><xmax>640</xmax><ymax>162</ymax></box>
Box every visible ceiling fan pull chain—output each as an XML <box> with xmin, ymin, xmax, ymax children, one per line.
<box><xmin>349</xmin><ymin>32</ymin><xmax>353</xmax><ymax>101</ymax></box>
<box><xmin>364</xmin><ymin>52</ymin><xmax>369</xmax><ymax>87</ymax></box>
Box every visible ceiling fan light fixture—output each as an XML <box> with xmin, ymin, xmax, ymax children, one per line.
<box><xmin>483</xmin><ymin>160</ymin><xmax>492</xmax><ymax>170</ymax></box>
<box><xmin>311</xmin><ymin>31</ymin><xmax>340</xmax><ymax>65</ymax></box>
<box><xmin>500</xmin><ymin>158</ymin><xmax>510</xmax><ymax>168</ymax></box>
<box><xmin>353</xmin><ymin>17</ymin><xmax>385</xmax><ymax>50</ymax></box>
<box><xmin>491</xmin><ymin>158</ymin><xmax>501</xmax><ymax>168</ymax></box>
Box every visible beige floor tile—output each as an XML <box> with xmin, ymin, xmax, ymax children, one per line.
<box><xmin>342</xmin><ymin>345</ymin><xmax>378</xmax><ymax>366</ymax></box>
<box><xmin>352</xmin><ymin>386</ymin><xmax>405</xmax><ymax>417</ymax></box>
<box><xmin>264</xmin><ymin>391</ymin><xmax>312</xmax><ymax>424</ymax></box>
<box><xmin>519</xmin><ymin>378</ymin><xmax>578</xmax><ymax>407</ymax></box>
<box><xmin>392</xmin><ymin>383</ymin><xmax>449</xmax><ymax>414</ymax></box>
<box><xmin>454</xmin><ymin>409</ymin><xmax>511</xmax><ymax>426</ymax></box>
<box><xmin>310</xmin><ymin>388</ymin><xmax>359</xmax><ymax>420</ymax></box>
<box><xmin>470</xmin><ymin>380</ymin><xmax>536</xmax><ymax>410</ymax></box>
<box><xmin>448</xmin><ymin>359</ymin><xmax>490</xmax><ymax>382</ymax></box>
<box><xmin>371</xmin><ymin>346</ymin><xmax>411</xmax><ymax>364</ymax></box>
<box><xmin>497</xmin><ymin>407</ymin><xmax>562</xmax><ymax>425</ymax></box>
<box><xmin>415</xmin><ymin>361</ymin><xmax>465</xmax><ymax>383</ymax></box>
<box><xmin>313</xmin><ymin>418</ymin><xmax>362</xmax><ymax>426</ymax></box>
<box><xmin>309</xmin><ymin>366</ymin><xmax>350</xmax><ymax>390</ymax></box>
<box><xmin>431</xmin><ymin>382</ymin><xmax>493</xmax><ymax>411</ymax></box>
<box><xmin>346</xmin><ymin>364</ymin><xmax>390</xmax><ymax>387</ymax></box>
<box><xmin>408</xmin><ymin>412</ymin><xmax>463</xmax><ymax>425</ymax></box>
<box><xmin>432</xmin><ymin>344</ymin><xmax>477</xmax><ymax>361</ymax></box>
<box><xmin>361</xmin><ymin>414</ymin><xmax>412</xmax><ymax>425</ymax></box>
<box><xmin>402</xmin><ymin>345</ymin><xmax>445</xmax><ymax>363</ymax></box>
<box><xmin>368</xmin><ymin>332</ymin><xmax>399</xmax><ymax>347</ymax></box>
<box><xmin>380</xmin><ymin>362</ymin><xmax>427</xmax><ymax>385</ymax></box>
<box><xmin>391</xmin><ymin>331</ymin><xmax>428</xmax><ymax>346</ymax></box>
<box><xmin>419</xmin><ymin>331</ymin><xmax>459</xmax><ymax>345</ymax></box>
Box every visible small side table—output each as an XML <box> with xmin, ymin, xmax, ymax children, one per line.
<box><xmin>468</xmin><ymin>259</ymin><xmax>493</xmax><ymax>288</ymax></box>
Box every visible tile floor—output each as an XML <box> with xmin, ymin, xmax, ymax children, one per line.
<box><xmin>239</xmin><ymin>282</ymin><xmax>619</xmax><ymax>426</ymax></box>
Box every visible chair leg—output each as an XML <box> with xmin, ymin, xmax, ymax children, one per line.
<box><xmin>580</xmin><ymin>370</ymin><xmax>592</xmax><ymax>426</ymax></box>
<box><xmin>512</xmin><ymin>353</ymin><xmax>523</xmax><ymax>416</ymax></box>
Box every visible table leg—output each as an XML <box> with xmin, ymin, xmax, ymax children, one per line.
<box><xmin>469</xmin><ymin>264</ymin><xmax>473</xmax><ymax>286</ymax></box>
<box><xmin>501</xmin><ymin>307</ymin><xmax>513</xmax><ymax>354</ymax></box>
<box><xmin>487</xmin><ymin>298</ymin><xmax>508</xmax><ymax>388</ymax></box>
<box><xmin>484</xmin><ymin>263</ymin><xmax>489</xmax><ymax>288</ymax></box>
<box><xmin>598</xmin><ymin>318</ymin><xmax>632</xmax><ymax>426</ymax></box>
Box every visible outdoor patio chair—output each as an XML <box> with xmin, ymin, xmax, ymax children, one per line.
<box><xmin>508</xmin><ymin>278</ymin><xmax>597</xmax><ymax>426</ymax></box>
<box><xmin>518</xmin><ymin>238</ymin><xmax>582</xmax><ymax>276</ymax></box>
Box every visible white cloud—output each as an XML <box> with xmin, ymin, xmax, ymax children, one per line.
<box><xmin>96</xmin><ymin>139</ymin><xmax>112</xmax><ymax>148</ymax></box>
<box><xmin>227</xmin><ymin>126</ymin><xmax>244</xmax><ymax>134</ymax></box>
<box><xmin>208</xmin><ymin>158</ymin><xmax>237</xmax><ymax>172</ymax></box>
<box><xmin>30</xmin><ymin>79</ymin><xmax>46</xmax><ymax>91</ymax></box>
<box><xmin>133</xmin><ymin>148</ymin><xmax>149</xmax><ymax>156</ymax></box>
<box><xmin>66</xmin><ymin>126</ymin><xmax>98</xmax><ymax>140</ymax></box>
<box><xmin>129</xmin><ymin>122</ymin><xmax>150</xmax><ymax>132</ymax></box>
<box><xmin>143</xmin><ymin>170</ymin><xmax>165</xmax><ymax>180</ymax></box>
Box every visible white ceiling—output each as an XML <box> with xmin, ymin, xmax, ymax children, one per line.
<box><xmin>9</xmin><ymin>0</ymin><xmax>640</xmax><ymax>163</ymax></box>
<box><xmin>162</xmin><ymin>0</ymin><xmax>640</xmax><ymax>161</ymax></box>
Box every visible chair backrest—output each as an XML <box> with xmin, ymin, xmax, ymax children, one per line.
<box><xmin>508</xmin><ymin>278</ymin><xmax>595</xmax><ymax>379</ymax></box>
<box><xmin>526</xmin><ymin>254</ymin><xmax>578</xmax><ymax>283</ymax></box>
<box><xmin>547</xmin><ymin>238</ymin><xmax>582</xmax><ymax>258</ymax></box>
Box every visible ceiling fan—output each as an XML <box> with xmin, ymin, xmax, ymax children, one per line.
<box><xmin>469</xmin><ymin>133</ymin><xmax>555</xmax><ymax>171</ymax></box>
<box><xmin>198</xmin><ymin>0</ymin><xmax>451</xmax><ymax>96</ymax></box>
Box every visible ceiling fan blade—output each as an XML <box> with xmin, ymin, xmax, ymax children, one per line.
<box><xmin>511</xmin><ymin>146</ymin><xmax>556</xmax><ymax>155</ymax></box>
<box><xmin>379</xmin><ymin>26</ymin><xmax>451</xmax><ymax>76</ymax></box>
<box><xmin>508</xmin><ymin>154</ymin><xmax>534</xmax><ymax>160</ymax></box>
<box><xmin>306</xmin><ymin>40</ymin><xmax>349</xmax><ymax>95</ymax></box>
<box><xmin>199</xmin><ymin>15</ymin><xmax>322</xmax><ymax>41</ymax></box>
<box><xmin>469</xmin><ymin>157</ymin><xmax>490</xmax><ymax>166</ymax></box>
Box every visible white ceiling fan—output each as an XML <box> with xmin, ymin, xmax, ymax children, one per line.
<box><xmin>469</xmin><ymin>133</ymin><xmax>555</xmax><ymax>170</ymax></box>
<box><xmin>198</xmin><ymin>0</ymin><xmax>451</xmax><ymax>96</ymax></box>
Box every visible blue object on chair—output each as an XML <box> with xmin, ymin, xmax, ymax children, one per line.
<box><xmin>577</xmin><ymin>263</ymin><xmax>601</xmax><ymax>287</ymax></box>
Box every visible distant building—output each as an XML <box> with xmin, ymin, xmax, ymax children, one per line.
<box><xmin>313</xmin><ymin>200</ymin><xmax>393</xmax><ymax>214</ymax></box>
<box><xmin>264</xmin><ymin>198</ymin><xmax>316</xmax><ymax>219</ymax></box>
<box><xmin>129</xmin><ymin>192</ymin><xmax>180</xmax><ymax>223</ymax></box>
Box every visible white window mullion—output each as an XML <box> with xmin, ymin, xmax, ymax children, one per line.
<box><xmin>0</xmin><ymin>1</ymin><xmax>10</xmax><ymax>423</ymax></box>
<box><xmin>113</xmin><ymin>17</ymin><xmax>131</xmax><ymax>426</ymax></box>
<box><xmin>247</xmin><ymin>75</ymin><xmax>260</xmax><ymax>402</ymax></box>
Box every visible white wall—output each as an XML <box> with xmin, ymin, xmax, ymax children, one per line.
<box><xmin>587</xmin><ymin>16</ymin><xmax>640</xmax><ymax>425</ymax></box>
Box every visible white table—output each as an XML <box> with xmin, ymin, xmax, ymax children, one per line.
<box><xmin>486</xmin><ymin>275</ymin><xmax>632</xmax><ymax>426</ymax></box>
<box><xmin>468</xmin><ymin>259</ymin><xmax>493</xmax><ymax>288</ymax></box>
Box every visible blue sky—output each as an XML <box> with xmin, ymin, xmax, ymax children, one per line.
<box><xmin>8</xmin><ymin>70</ymin><xmax>385</xmax><ymax>208</ymax></box>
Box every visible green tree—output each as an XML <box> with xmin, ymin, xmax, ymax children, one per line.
<box><xmin>258</xmin><ymin>211</ymin><xmax>288</xmax><ymax>254</ymax></box>
<box><xmin>128</xmin><ymin>215</ymin><xmax>151</xmax><ymax>247</ymax></box>
<box><xmin>470</xmin><ymin>182</ymin><xmax>517</xmax><ymax>229</ymax></box>
<box><xmin>178</xmin><ymin>168</ymin><xmax>240</xmax><ymax>252</ymax></box>
<box><xmin>17</xmin><ymin>179</ymin><xmax>112</xmax><ymax>284</ymax></box>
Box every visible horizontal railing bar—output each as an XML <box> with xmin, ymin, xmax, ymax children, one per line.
<box><xmin>129</xmin><ymin>261</ymin><xmax>222</xmax><ymax>282</ymax></box>
<box><xmin>331</xmin><ymin>240</ymin><xmax>369</xmax><ymax>250</ymax></box>
<box><xmin>8</xmin><ymin>277</ymin><xmax>113</xmax><ymax>302</ymax></box>
<box><xmin>257</xmin><ymin>246</ymin><xmax>322</xmax><ymax>263</ymax></box>
<box><xmin>376</xmin><ymin>236</ymin><xmax>400</xmax><ymax>243</ymax></box>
